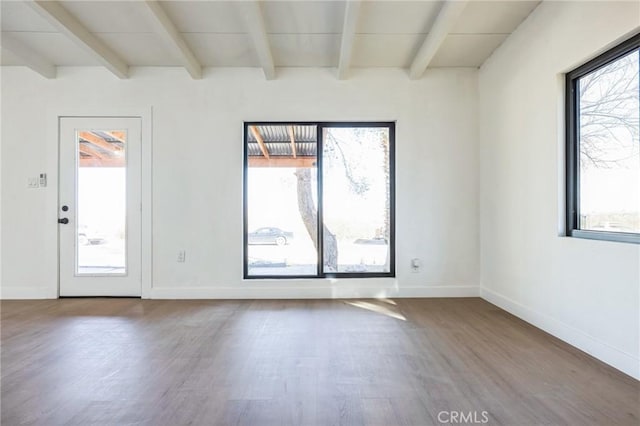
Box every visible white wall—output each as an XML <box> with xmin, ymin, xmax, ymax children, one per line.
<box><xmin>478</xmin><ymin>1</ymin><xmax>640</xmax><ymax>379</ymax></box>
<box><xmin>0</xmin><ymin>67</ymin><xmax>480</xmax><ymax>299</ymax></box>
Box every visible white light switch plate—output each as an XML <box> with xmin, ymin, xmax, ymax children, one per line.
<box><xmin>27</xmin><ymin>177</ymin><xmax>39</xmax><ymax>188</ymax></box>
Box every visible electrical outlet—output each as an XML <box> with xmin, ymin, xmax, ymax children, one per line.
<box><xmin>411</xmin><ymin>258</ymin><xmax>421</xmax><ymax>273</ymax></box>
<box><xmin>177</xmin><ymin>250</ymin><xmax>186</xmax><ymax>263</ymax></box>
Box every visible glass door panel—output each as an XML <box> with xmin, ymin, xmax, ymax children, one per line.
<box><xmin>322</xmin><ymin>126</ymin><xmax>391</xmax><ymax>273</ymax></box>
<box><xmin>76</xmin><ymin>130</ymin><xmax>127</xmax><ymax>275</ymax></box>
<box><xmin>245</xmin><ymin>124</ymin><xmax>319</xmax><ymax>277</ymax></box>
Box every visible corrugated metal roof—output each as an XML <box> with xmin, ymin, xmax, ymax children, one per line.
<box><xmin>247</xmin><ymin>124</ymin><xmax>316</xmax><ymax>157</ymax></box>
<box><xmin>92</xmin><ymin>130</ymin><xmax>122</xmax><ymax>142</ymax></box>
<box><xmin>248</xmin><ymin>125</ymin><xmax>316</xmax><ymax>143</ymax></box>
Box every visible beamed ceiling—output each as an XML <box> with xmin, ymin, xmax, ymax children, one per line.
<box><xmin>0</xmin><ymin>0</ymin><xmax>541</xmax><ymax>80</ymax></box>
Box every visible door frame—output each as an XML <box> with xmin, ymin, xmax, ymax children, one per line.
<box><xmin>45</xmin><ymin>107</ymin><xmax>153</xmax><ymax>298</ymax></box>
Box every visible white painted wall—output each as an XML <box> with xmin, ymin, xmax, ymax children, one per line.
<box><xmin>0</xmin><ymin>67</ymin><xmax>480</xmax><ymax>299</ymax></box>
<box><xmin>478</xmin><ymin>1</ymin><xmax>640</xmax><ymax>379</ymax></box>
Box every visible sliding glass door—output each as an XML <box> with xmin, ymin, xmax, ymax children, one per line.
<box><xmin>244</xmin><ymin>122</ymin><xmax>394</xmax><ymax>279</ymax></box>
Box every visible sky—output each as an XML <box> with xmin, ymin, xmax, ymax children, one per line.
<box><xmin>579</xmin><ymin>49</ymin><xmax>639</xmax><ymax>219</ymax></box>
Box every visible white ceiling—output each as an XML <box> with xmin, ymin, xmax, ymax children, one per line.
<box><xmin>0</xmin><ymin>0</ymin><xmax>540</xmax><ymax>77</ymax></box>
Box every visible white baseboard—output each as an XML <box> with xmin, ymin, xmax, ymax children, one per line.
<box><xmin>150</xmin><ymin>285</ymin><xmax>480</xmax><ymax>299</ymax></box>
<box><xmin>0</xmin><ymin>287</ymin><xmax>53</xmax><ymax>299</ymax></box>
<box><xmin>0</xmin><ymin>284</ymin><xmax>479</xmax><ymax>300</ymax></box>
<box><xmin>481</xmin><ymin>287</ymin><xmax>640</xmax><ymax>380</ymax></box>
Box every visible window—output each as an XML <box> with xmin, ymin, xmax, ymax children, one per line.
<box><xmin>566</xmin><ymin>34</ymin><xmax>640</xmax><ymax>243</ymax></box>
<box><xmin>244</xmin><ymin>122</ymin><xmax>395</xmax><ymax>278</ymax></box>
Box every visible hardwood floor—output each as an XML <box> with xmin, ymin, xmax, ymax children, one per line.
<box><xmin>1</xmin><ymin>298</ymin><xmax>638</xmax><ymax>425</ymax></box>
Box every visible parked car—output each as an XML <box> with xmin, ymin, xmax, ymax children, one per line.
<box><xmin>590</xmin><ymin>222</ymin><xmax>635</xmax><ymax>233</ymax></box>
<box><xmin>248</xmin><ymin>227</ymin><xmax>293</xmax><ymax>246</ymax></box>
<box><xmin>78</xmin><ymin>225</ymin><xmax>106</xmax><ymax>245</ymax></box>
<box><xmin>354</xmin><ymin>237</ymin><xmax>388</xmax><ymax>245</ymax></box>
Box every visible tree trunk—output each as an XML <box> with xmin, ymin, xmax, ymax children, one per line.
<box><xmin>295</xmin><ymin>167</ymin><xmax>338</xmax><ymax>271</ymax></box>
<box><xmin>323</xmin><ymin>226</ymin><xmax>338</xmax><ymax>272</ymax></box>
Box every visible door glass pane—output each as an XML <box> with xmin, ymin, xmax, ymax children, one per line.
<box><xmin>246</xmin><ymin>125</ymin><xmax>318</xmax><ymax>276</ymax></box>
<box><xmin>76</xmin><ymin>130</ymin><xmax>127</xmax><ymax>275</ymax></box>
<box><xmin>578</xmin><ymin>50</ymin><xmax>640</xmax><ymax>233</ymax></box>
<box><xmin>322</xmin><ymin>127</ymin><xmax>391</xmax><ymax>273</ymax></box>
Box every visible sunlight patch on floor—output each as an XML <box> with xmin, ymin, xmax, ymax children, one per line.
<box><xmin>343</xmin><ymin>300</ymin><xmax>406</xmax><ymax>321</ymax></box>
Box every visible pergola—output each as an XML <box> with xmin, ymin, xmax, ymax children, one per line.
<box><xmin>247</xmin><ymin>124</ymin><xmax>317</xmax><ymax>168</ymax></box>
<box><xmin>78</xmin><ymin>131</ymin><xmax>125</xmax><ymax>167</ymax></box>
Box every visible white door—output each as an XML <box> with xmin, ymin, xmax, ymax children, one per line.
<box><xmin>59</xmin><ymin>117</ymin><xmax>142</xmax><ymax>297</ymax></box>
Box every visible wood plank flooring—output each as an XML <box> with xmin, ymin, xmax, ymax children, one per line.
<box><xmin>1</xmin><ymin>298</ymin><xmax>638</xmax><ymax>425</ymax></box>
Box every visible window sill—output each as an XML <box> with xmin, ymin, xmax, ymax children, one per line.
<box><xmin>569</xmin><ymin>229</ymin><xmax>640</xmax><ymax>244</ymax></box>
<box><xmin>243</xmin><ymin>273</ymin><xmax>396</xmax><ymax>280</ymax></box>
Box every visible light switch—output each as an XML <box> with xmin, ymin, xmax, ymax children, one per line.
<box><xmin>27</xmin><ymin>177</ymin><xmax>39</xmax><ymax>189</ymax></box>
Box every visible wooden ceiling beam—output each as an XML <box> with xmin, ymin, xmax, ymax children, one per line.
<box><xmin>110</xmin><ymin>131</ymin><xmax>126</xmax><ymax>140</ymax></box>
<box><xmin>337</xmin><ymin>0</ymin><xmax>362</xmax><ymax>80</ymax></box>
<box><xmin>79</xmin><ymin>143</ymin><xmax>106</xmax><ymax>159</ymax></box>
<box><xmin>143</xmin><ymin>0</ymin><xmax>202</xmax><ymax>79</ymax></box>
<box><xmin>26</xmin><ymin>0</ymin><xmax>129</xmax><ymax>79</ymax></box>
<box><xmin>78</xmin><ymin>131</ymin><xmax>123</xmax><ymax>152</ymax></box>
<box><xmin>0</xmin><ymin>33</ymin><xmax>56</xmax><ymax>79</ymax></box>
<box><xmin>287</xmin><ymin>126</ymin><xmax>297</xmax><ymax>158</ymax></box>
<box><xmin>248</xmin><ymin>157</ymin><xmax>316</xmax><ymax>168</ymax></box>
<box><xmin>409</xmin><ymin>0</ymin><xmax>468</xmax><ymax>80</ymax></box>
<box><xmin>249</xmin><ymin>126</ymin><xmax>270</xmax><ymax>159</ymax></box>
<box><xmin>240</xmin><ymin>1</ymin><xmax>276</xmax><ymax>80</ymax></box>
<box><xmin>104</xmin><ymin>131</ymin><xmax>126</xmax><ymax>143</ymax></box>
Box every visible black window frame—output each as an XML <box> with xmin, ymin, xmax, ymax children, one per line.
<box><xmin>243</xmin><ymin>121</ymin><xmax>396</xmax><ymax>279</ymax></box>
<box><xmin>565</xmin><ymin>33</ymin><xmax>640</xmax><ymax>244</ymax></box>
